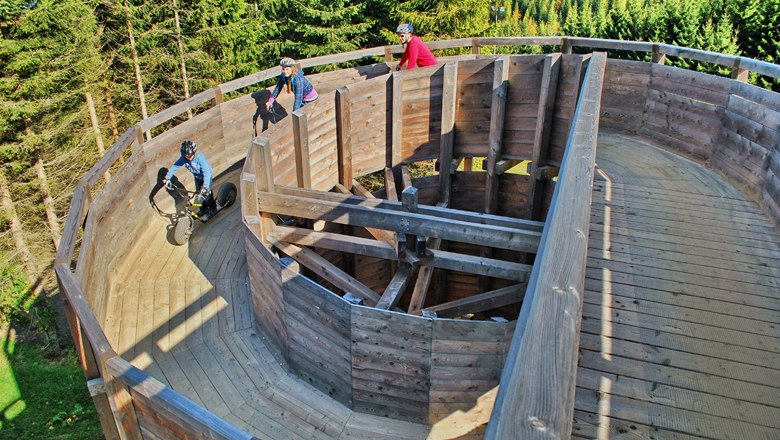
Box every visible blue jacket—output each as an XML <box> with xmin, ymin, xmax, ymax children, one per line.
<box><xmin>271</xmin><ymin>71</ymin><xmax>315</xmax><ymax>111</ymax></box>
<box><xmin>165</xmin><ymin>152</ymin><xmax>213</xmax><ymax>190</ymax></box>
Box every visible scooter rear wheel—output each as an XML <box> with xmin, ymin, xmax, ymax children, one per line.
<box><xmin>218</xmin><ymin>182</ymin><xmax>237</xmax><ymax>208</ymax></box>
<box><xmin>173</xmin><ymin>215</ymin><xmax>194</xmax><ymax>245</ymax></box>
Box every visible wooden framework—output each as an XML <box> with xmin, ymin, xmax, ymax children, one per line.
<box><xmin>53</xmin><ymin>38</ymin><xmax>780</xmax><ymax>439</ymax></box>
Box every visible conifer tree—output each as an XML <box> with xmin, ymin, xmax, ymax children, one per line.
<box><xmin>393</xmin><ymin>0</ymin><xmax>490</xmax><ymax>39</ymax></box>
<box><xmin>266</xmin><ymin>0</ymin><xmax>371</xmax><ymax>62</ymax></box>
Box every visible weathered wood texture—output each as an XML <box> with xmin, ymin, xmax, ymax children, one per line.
<box><xmin>283</xmin><ymin>269</ymin><xmax>353</xmax><ymax>407</ymax></box>
<box><xmin>575</xmin><ymin>133</ymin><xmax>780</xmax><ymax>440</ymax></box>
<box><xmin>487</xmin><ymin>52</ymin><xmax>606</xmax><ymax>440</ymax></box>
<box><xmin>598</xmin><ymin>58</ymin><xmax>780</xmax><ymax>228</ymax></box>
<box><xmin>399</xmin><ymin>65</ymin><xmax>445</xmax><ymax>162</ymax></box>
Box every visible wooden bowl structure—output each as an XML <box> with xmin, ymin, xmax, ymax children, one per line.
<box><xmin>55</xmin><ymin>38</ymin><xmax>780</xmax><ymax>439</ymax></box>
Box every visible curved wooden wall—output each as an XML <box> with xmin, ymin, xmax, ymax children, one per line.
<box><xmin>601</xmin><ymin>59</ymin><xmax>780</xmax><ymax>223</ymax></box>
<box><xmin>53</xmin><ymin>37</ymin><xmax>780</xmax><ymax>439</ymax></box>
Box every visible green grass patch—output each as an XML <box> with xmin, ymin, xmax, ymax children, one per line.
<box><xmin>0</xmin><ymin>336</ymin><xmax>102</xmax><ymax>439</ymax></box>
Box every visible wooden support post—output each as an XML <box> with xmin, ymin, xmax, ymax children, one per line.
<box><xmin>253</xmin><ymin>137</ymin><xmax>276</xmax><ymax>242</ymax></box>
<box><xmin>651</xmin><ymin>43</ymin><xmax>666</xmax><ymax>64</ymax></box>
<box><xmin>402</xmin><ymin>186</ymin><xmax>419</xmax><ymax>252</ymax></box>
<box><xmin>527</xmin><ymin>54</ymin><xmax>562</xmax><ymax>221</ymax></box>
<box><xmin>731</xmin><ymin>58</ymin><xmax>749</xmax><ymax>82</ymax></box>
<box><xmin>336</xmin><ymin>87</ymin><xmax>353</xmax><ymax>188</ymax></box>
<box><xmin>484</xmin><ymin>57</ymin><xmax>509</xmax><ymax>215</ymax></box>
<box><xmin>439</xmin><ymin>62</ymin><xmax>457</xmax><ymax>206</ymax></box>
<box><xmin>292</xmin><ymin>109</ymin><xmax>311</xmax><ymax>189</ymax></box>
<box><xmin>561</xmin><ymin>37</ymin><xmax>572</xmax><ymax>54</ymax></box>
<box><xmin>463</xmin><ymin>158</ymin><xmax>472</xmax><ymax>171</ymax></box>
<box><xmin>391</xmin><ymin>72</ymin><xmax>403</xmax><ymax>168</ymax></box>
<box><xmin>471</xmin><ymin>38</ymin><xmax>481</xmax><ymax>54</ymax></box>
<box><xmin>384</xmin><ymin>166</ymin><xmax>398</xmax><ymax>201</ymax></box>
<box><xmin>401</xmin><ymin>165</ymin><xmax>412</xmax><ymax>190</ymax></box>
<box><xmin>384</xmin><ymin>46</ymin><xmax>393</xmax><ymax>63</ymax></box>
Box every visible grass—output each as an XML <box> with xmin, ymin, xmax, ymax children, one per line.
<box><xmin>0</xmin><ymin>331</ymin><xmax>103</xmax><ymax>440</ymax></box>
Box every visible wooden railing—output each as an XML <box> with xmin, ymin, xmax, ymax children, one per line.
<box><xmin>485</xmin><ymin>52</ymin><xmax>606</xmax><ymax>439</ymax></box>
<box><xmin>55</xmin><ymin>37</ymin><xmax>778</xmax><ymax>439</ymax></box>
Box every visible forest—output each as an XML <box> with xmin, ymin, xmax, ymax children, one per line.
<box><xmin>0</xmin><ymin>0</ymin><xmax>777</xmax><ymax>344</ymax></box>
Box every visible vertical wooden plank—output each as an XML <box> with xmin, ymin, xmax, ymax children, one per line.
<box><xmin>731</xmin><ymin>58</ymin><xmax>749</xmax><ymax>82</ymax></box>
<box><xmin>484</xmin><ymin>58</ymin><xmax>509</xmax><ymax>215</ymax></box>
<box><xmin>438</xmin><ymin>62</ymin><xmax>458</xmax><ymax>206</ymax></box>
<box><xmin>391</xmin><ymin>73</ymin><xmax>404</xmax><ymax>168</ymax></box>
<box><xmin>384</xmin><ymin>167</ymin><xmax>398</xmax><ymax>201</ymax></box>
<box><xmin>292</xmin><ymin>109</ymin><xmax>312</xmax><ymax>189</ymax></box>
<box><xmin>471</xmin><ymin>38</ymin><xmax>481</xmax><ymax>55</ymax></box>
<box><xmin>527</xmin><ymin>54</ymin><xmax>562</xmax><ymax>220</ymax></box>
<box><xmin>384</xmin><ymin>46</ymin><xmax>393</xmax><ymax>63</ymax></box>
<box><xmin>252</xmin><ymin>137</ymin><xmax>275</xmax><ymax>241</ymax></box>
<box><xmin>336</xmin><ymin>87</ymin><xmax>353</xmax><ymax>188</ymax></box>
<box><xmin>652</xmin><ymin>43</ymin><xmax>666</xmax><ymax>64</ymax></box>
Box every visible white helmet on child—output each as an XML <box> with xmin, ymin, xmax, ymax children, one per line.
<box><xmin>280</xmin><ymin>57</ymin><xmax>296</xmax><ymax>67</ymax></box>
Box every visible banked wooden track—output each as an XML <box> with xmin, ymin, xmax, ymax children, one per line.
<box><xmin>573</xmin><ymin>133</ymin><xmax>780</xmax><ymax>439</ymax></box>
<box><xmin>104</xmin><ymin>131</ymin><xmax>780</xmax><ymax>439</ymax></box>
<box><xmin>54</xmin><ymin>38</ymin><xmax>780</xmax><ymax>440</ymax></box>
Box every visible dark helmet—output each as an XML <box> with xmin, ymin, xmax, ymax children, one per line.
<box><xmin>280</xmin><ymin>57</ymin><xmax>296</xmax><ymax>67</ymax></box>
<box><xmin>181</xmin><ymin>140</ymin><xmax>197</xmax><ymax>156</ymax></box>
<box><xmin>396</xmin><ymin>23</ymin><xmax>413</xmax><ymax>34</ymax></box>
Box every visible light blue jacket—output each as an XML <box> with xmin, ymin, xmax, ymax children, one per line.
<box><xmin>165</xmin><ymin>152</ymin><xmax>213</xmax><ymax>190</ymax></box>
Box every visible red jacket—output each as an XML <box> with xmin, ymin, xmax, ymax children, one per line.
<box><xmin>399</xmin><ymin>35</ymin><xmax>438</xmax><ymax>69</ymax></box>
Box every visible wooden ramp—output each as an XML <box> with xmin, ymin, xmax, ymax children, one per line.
<box><xmin>573</xmin><ymin>133</ymin><xmax>780</xmax><ymax>439</ymax></box>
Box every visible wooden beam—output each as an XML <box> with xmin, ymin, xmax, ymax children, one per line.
<box><xmin>351</xmin><ymin>180</ymin><xmax>373</xmax><ymax>198</ymax></box>
<box><xmin>391</xmin><ymin>73</ymin><xmax>403</xmax><ymax>167</ymax></box>
<box><xmin>269</xmin><ymin>225</ymin><xmax>396</xmax><ymax>260</ymax></box>
<box><xmin>414</xmin><ymin>283</ymin><xmax>526</xmax><ymax>318</ymax></box>
<box><xmin>527</xmin><ymin>54</ymin><xmax>562</xmax><ymax>221</ymax></box>
<box><xmin>407</xmin><ymin>238</ymin><xmax>440</xmax><ymax>313</ymax></box>
<box><xmin>401</xmin><ymin>164</ymin><xmax>412</xmax><ymax>189</ymax></box>
<box><xmin>335</xmin><ymin>87</ymin><xmax>353</xmax><ymax>188</ymax></box>
<box><xmin>375</xmin><ymin>262</ymin><xmax>414</xmax><ymax>310</ymax></box>
<box><xmin>332</xmin><ymin>183</ymin><xmax>395</xmax><ymax>245</ymax></box>
<box><xmin>495</xmin><ymin>159</ymin><xmax>523</xmax><ymax>175</ymax></box>
<box><xmin>438</xmin><ymin>62</ymin><xmax>458</xmax><ymax>206</ymax></box>
<box><xmin>277</xmin><ymin>186</ymin><xmax>544</xmax><ymax>233</ymax></box>
<box><xmin>292</xmin><ymin>109</ymin><xmax>311</xmax><ymax>189</ymax></box>
<box><xmin>252</xmin><ymin>136</ymin><xmax>276</xmax><ymax>240</ymax></box>
<box><xmin>384</xmin><ymin>166</ymin><xmax>398</xmax><ymax>201</ymax></box>
<box><xmin>430</xmin><ymin>249</ymin><xmax>532</xmax><ymax>282</ymax></box>
<box><xmin>271</xmin><ymin>240</ymin><xmax>381</xmax><ymax>305</ymax></box>
<box><xmin>257</xmin><ymin>191</ymin><xmax>541</xmax><ymax>253</ymax></box>
<box><xmin>484</xmin><ymin>57</ymin><xmax>509</xmax><ymax>215</ymax></box>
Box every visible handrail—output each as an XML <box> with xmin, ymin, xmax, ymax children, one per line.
<box><xmin>485</xmin><ymin>52</ymin><xmax>607</xmax><ymax>439</ymax></box>
<box><xmin>126</xmin><ymin>36</ymin><xmax>780</xmax><ymax>138</ymax></box>
<box><xmin>105</xmin><ymin>356</ymin><xmax>256</xmax><ymax>440</ymax></box>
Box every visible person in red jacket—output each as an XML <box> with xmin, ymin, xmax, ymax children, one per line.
<box><xmin>395</xmin><ymin>23</ymin><xmax>438</xmax><ymax>71</ymax></box>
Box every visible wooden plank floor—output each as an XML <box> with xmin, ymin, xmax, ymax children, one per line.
<box><xmin>105</xmin><ymin>169</ymin><xmax>432</xmax><ymax>439</ymax></box>
<box><xmin>573</xmin><ymin>133</ymin><xmax>780</xmax><ymax>439</ymax></box>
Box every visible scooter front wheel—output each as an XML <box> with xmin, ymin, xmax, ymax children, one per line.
<box><xmin>173</xmin><ymin>215</ymin><xmax>194</xmax><ymax>245</ymax></box>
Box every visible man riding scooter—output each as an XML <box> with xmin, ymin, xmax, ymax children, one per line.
<box><xmin>162</xmin><ymin>140</ymin><xmax>218</xmax><ymax>221</ymax></box>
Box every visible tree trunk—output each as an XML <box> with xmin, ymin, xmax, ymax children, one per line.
<box><xmin>34</xmin><ymin>158</ymin><xmax>62</xmax><ymax>250</ymax></box>
<box><xmin>173</xmin><ymin>0</ymin><xmax>193</xmax><ymax>119</ymax></box>
<box><xmin>86</xmin><ymin>92</ymin><xmax>112</xmax><ymax>184</ymax></box>
<box><xmin>0</xmin><ymin>171</ymin><xmax>36</xmax><ymax>279</ymax></box>
<box><xmin>124</xmin><ymin>0</ymin><xmax>151</xmax><ymax>140</ymax></box>
<box><xmin>104</xmin><ymin>86</ymin><xmax>120</xmax><ymax>143</ymax></box>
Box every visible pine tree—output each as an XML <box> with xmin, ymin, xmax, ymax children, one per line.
<box><xmin>393</xmin><ymin>0</ymin><xmax>491</xmax><ymax>40</ymax></box>
<box><xmin>266</xmin><ymin>0</ymin><xmax>371</xmax><ymax>63</ymax></box>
